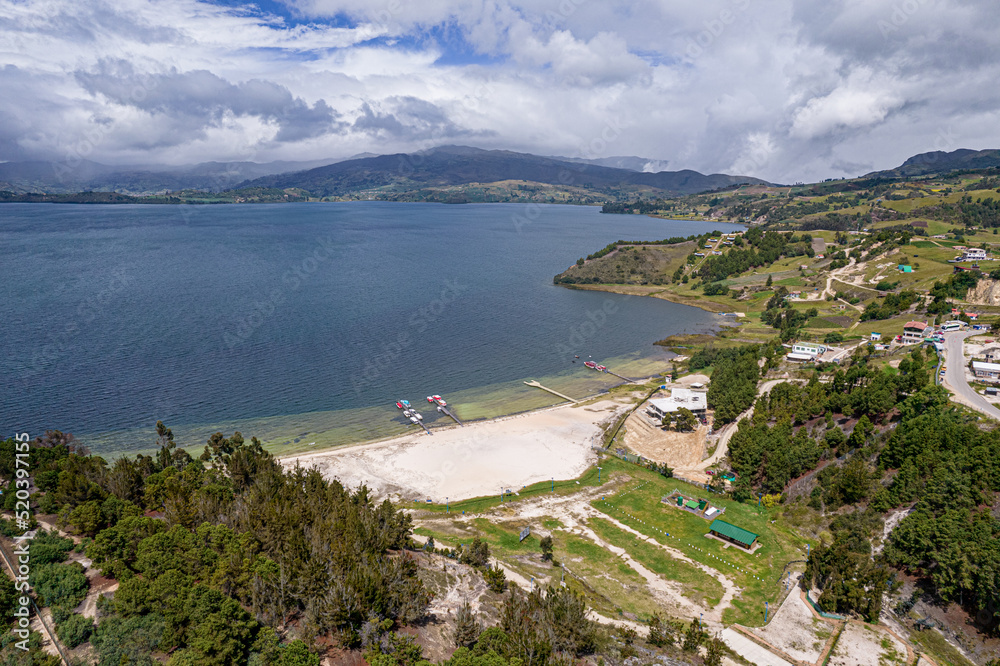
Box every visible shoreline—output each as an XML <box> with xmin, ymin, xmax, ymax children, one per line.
<box><xmin>277</xmin><ymin>391</ymin><xmax>638</xmax><ymax>501</ymax></box>
<box><xmin>558</xmin><ymin>282</ymin><xmax>731</xmax><ymax>316</ymax></box>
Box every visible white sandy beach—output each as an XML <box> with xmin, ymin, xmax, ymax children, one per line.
<box><xmin>280</xmin><ymin>399</ymin><xmax>626</xmax><ymax>501</ymax></box>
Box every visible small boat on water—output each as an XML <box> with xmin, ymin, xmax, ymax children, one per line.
<box><xmin>395</xmin><ymin>402</ymin><xmax>404</xmax><ymax>409</ymax></box>
<box><xmin>403</xmin><ymin>409</ymin><xmax>413</xmax><ymax>417</ymax></box>
<box><xmin>584</xmin><ymin>361</ymin><xmax>597</xmax><ymax>369</ymax></box>
<box><xmin>596</xmin><ymin>365</ymin><xmax>606</xmax><ymax>372</ymax></box>
<box><xmin>401</xmin><ymin>399</ymin><xmax>411</xmax><ymax>407</ymax></box>
<box><xmin>409</xmin><ymin>416</ymin><xmax>419</xmax><ymax>423</ymax></box>
<box><xmin>431</xmin><ymin>395</ymin><xmax>447</xmax><ymax>406</ymax></box>
<box><xmin>413</xmin><ymin>412</ymin><xmax>423</xmax><ymax>421</ymax></box>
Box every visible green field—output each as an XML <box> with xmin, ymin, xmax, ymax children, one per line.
<box><xmin>589</xmin><ymin>462</ymin><xmax>811</xmax><ymax>626</ymax></box>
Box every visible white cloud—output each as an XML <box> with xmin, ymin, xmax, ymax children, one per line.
<box><xmin>789</xmin><ymin>68</ymin><xmax>906</xmax><ymax>140</ymax></box>
<box><xmin>0</xmin><ymin>0</ymin><xmax>997</xmax><ymax>181</ymax></box>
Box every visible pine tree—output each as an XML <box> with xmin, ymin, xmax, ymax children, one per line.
<box><xmin>704</xmin><ymin>636</ymin><xmax>724</xmax><ymax>666</ymax></box>
<box><xmin>681</xmin><ymin>617</ymin><xmax>705</xmax><ymax>652</ymax></box>
<box><xmin>539</xmin><ymin>536</ymin><xmax>553</xmax><ymax>562</ymax></box>
<box><xmin>453</xmin><ymin>601</ymin><xmax>481</xmax><ymax>648</ymax></box>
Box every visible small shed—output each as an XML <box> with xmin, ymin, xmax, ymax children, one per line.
<box><xmin>708</xmin><ymin>519</ymin><xmax>758</xmax><ymax>549</ymax></box>
<box><xmin>898</xmin><ymin>265</ymin><xmax>913</xmax><ymax>273</ymax></box>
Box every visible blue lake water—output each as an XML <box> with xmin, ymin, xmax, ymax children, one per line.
<box><xmin>1</xmin><ymin>202</ymin><xmax>742</xmax><ymax>454</ymax></box>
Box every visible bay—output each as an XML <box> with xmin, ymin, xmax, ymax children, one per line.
<box><xmin>0</xmin><ymin>202</ymin><xmax>743</xmax><ymax>455</ymax></box>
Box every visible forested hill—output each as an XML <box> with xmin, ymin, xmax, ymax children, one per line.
<box><xmin>0</xmin><ymin>427</ymin><xmax>711</xmax><ymax>666</ymax></box>
<box><xmin>237</xmin><ymin>145</ymin><xmax>768</xmax><ymax>199</ymax></box>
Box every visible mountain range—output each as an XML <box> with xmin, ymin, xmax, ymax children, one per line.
<box><xmin>234</xmin><ymin>145</ymin><xmax>766</xmax><ymax>198</ymax></box>
<box><xmin>864</xmin><ymin>148</ymin><xmax>1000</xmax><ymax>179</ymax></box>
<box><xmin>0</xmin><ymin>157</ymin><xmax>346</xmax><ymax>195</ymax></box>
<box><xmin>2</xmin><ymin>146</ymin><xmax>998</xmax><ymax>201</ymax></box>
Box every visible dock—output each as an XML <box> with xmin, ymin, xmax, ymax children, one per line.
<box><xmin>524</xmin><ymin>380</ymin><xmax>578</xmax><ymax>403</ymax></box>
<box><xmin>437</xmin><ymin>405</ymin><xmax>463</xmax><ymax>426</ymax></box>
<box><xmin>603</xmin><ymin>369</ymin><xmax>632</xmax><ymax>383</ymax></box>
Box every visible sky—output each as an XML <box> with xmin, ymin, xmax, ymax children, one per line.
<box><xmin>1</xmin><ymin>0</ymin><xmax>998</xmax><ymax>183</ymax></box>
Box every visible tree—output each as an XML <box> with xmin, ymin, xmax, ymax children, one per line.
<box><xmin>766</xmin><ymin>274</ymin><xmax>773</xmax><ymax>287</ymax></box>
<box><xmin>647</xmin><ymin>612</ymin><xmax>673</xmax><ymax>647</ymax></box>
<box><xmin>539</xmin><ymin>536</ymin><xmax>553</xmax><ymax>562</ymax></box>
<box><xmin>484</xmin><ymin>564</ymin><xmax>507</xmax><ymax>593</ymax></box>
<box><xmin>56</xmin><ymin>613</ymin><xmax>94</xmax><ymax>648</ymax></box>
<box><xmin>681</xmin><ymin>617</ymin><xmax>706</xmax><ymax>652</ymax></box>
<box><xmin>673</xmin><ymin>408</ymin><xmax>699</xmax><ymax>432</ymax></box>
<box><xmin>704</xmin><ymin>636</ymin><xmax>725</xmax><ymax>666</ymax></box>
<box><xmin>454</xmin><ymin>601</ymin><xmax>481</xmax><ymax>648</ymax></box>
<box><xmin>462</xmin><ymin>537</ymin><xmax>491</xmax><ymax>568</ymax></box>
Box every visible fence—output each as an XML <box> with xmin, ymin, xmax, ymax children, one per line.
<box><xmin>805</xmin><ymin>590</ymin><xmax>846</xmax><ymax>620</ymax></box>
<box><xmin>661</xmin><ymin>490</ymin><xmax>725</xmax><ymax>521</ymax></box>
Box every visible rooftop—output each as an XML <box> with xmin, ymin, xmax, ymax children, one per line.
<box><xmin>904</xmin><ymin>321</ymin><xmax>928</xmax><ymax>331</ymax></box>
<box><xmin>708</xmin><ymin>519</ymin><xmax>758</xmax><ymax>547</ymax></box>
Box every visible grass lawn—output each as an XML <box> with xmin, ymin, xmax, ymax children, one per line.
<box><xmin>589</xmin><ymin>461</ymin><xmax>811</xmax><ymax>626</ymax></box>
<box><xmin>588</xmin><ymin>516</ymin><xmax>724</xmax><ymax>610</ymax></box>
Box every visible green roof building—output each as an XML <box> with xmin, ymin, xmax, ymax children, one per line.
<box><xmin>708</xmin><ymin>519</ymin><xmax>759</xmax><ymax>549</ymax></box>
<box><xmin>898</xmin><ymin>265</ymin><xmax>913</xmax><ymax>273</ymax></box>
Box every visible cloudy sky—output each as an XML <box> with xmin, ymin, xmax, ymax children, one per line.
<box><xmin>1</xmin><ymin>0</ymin><xmax>998</xmax><ymax>182</ymax></box>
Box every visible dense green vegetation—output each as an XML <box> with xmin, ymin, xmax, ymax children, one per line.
<box><xmin>703</xmin><ymin>344</ymin><xmax>769</xmax><ymax>423</ymax></box>
<box><xmin>0</xmin><ymin>428</ymin><xmax>422</xmax><ymax>664</ymax></box>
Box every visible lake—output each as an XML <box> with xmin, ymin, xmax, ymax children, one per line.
<box><xmin>0</xmin><ymin>202</ymin><xmax>743</xmax><ymax>455</ymax></box>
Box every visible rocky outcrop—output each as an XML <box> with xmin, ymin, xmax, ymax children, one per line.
<box><xmin>966</xmin><ymin>278</ymin><xmax>1000</xmax><ymax>305</ymax></box>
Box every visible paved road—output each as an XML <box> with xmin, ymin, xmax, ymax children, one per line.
<box><xmin>942</xmin><ymin>331</ymin><xmax>1000</xmax><ymax>421</ymax></box>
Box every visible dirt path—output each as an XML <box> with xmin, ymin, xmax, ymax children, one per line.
<box><xmin>673</xmin><ymin>379</ymin><xmax>802</xmax><ymax>483</ymax></box>
<box><xmin>478</xmin><ymin>485</ymin><xmax>740</xmax><ymax>627</ymax></box>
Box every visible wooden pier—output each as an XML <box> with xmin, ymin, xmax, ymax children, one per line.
<box><xmin>438</xmin><ymin>405</ymin><xmax>463</xmax><ymax>426</ymax></box>
<box><xmin>524</xmin><ymin>380</ymin><xmax>578</xmax><ymax>403</ymax></box>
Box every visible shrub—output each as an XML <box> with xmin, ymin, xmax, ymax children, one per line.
<box><xmin>483</xmin><ymin>564</ymin><xmax>507</xmax><ymax>593</ymax></box>
<box><xmin>29</xmin><ymin>562</ymin><xmax>88</xmax><ymax>608</ymax></box>
<box><xmin>57</xmin><ymin>613</ymin><xmax>94</xmax><ymax>648</ymax></box>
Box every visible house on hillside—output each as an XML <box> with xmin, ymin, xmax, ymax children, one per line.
<box><xmin>870</xmin><ymin>332</ymin><xmax>882</xmax><ymax>341</ymax></box>
<box><xmin>898</xmin><ymin>264</ymin><xmax>913</xmax><ymax>273</ymax></box>
<box><xmin>786</xmin><ymin>342</ymin><xmax>827</xmax><ymax>362</ymax></box>
<box><xmin>646</xmin><ymin>388</ymin><xmax>708</xmax><ymax>420</ymax></box>
<box><xmin>902</xmin><ymin>321</ymin><xmax>928</xmax><ymax>344</ymax></box>
<box><xmin>959</xmin><ymin>248</ymin><xmax>988</xmax><ymax>262</ymax></box>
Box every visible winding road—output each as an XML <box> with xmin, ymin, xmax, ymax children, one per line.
<box><xmin>942</xmin><ymin>330</ymin><xmax>1000</xmax><ymax>421</ymax></box>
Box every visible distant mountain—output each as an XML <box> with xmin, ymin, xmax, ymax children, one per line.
<box><xmin>239</xmin><ymin>145</ymin><xmax>766</xmax><ymax>198</ymax></box>
<box><xmin>0</xmin><ymin>157</ymin><xmax>341</xmax><ymax>194</ymax></box>
<box><xmin>547</xmin><ymin>155</ymin><xmax>671</xmax><ymax>173</ymax></box>
<box><xmin>866</xmin><ymin>148</ymin><xmax>1000</xmax><ymax>178</ymax></box>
